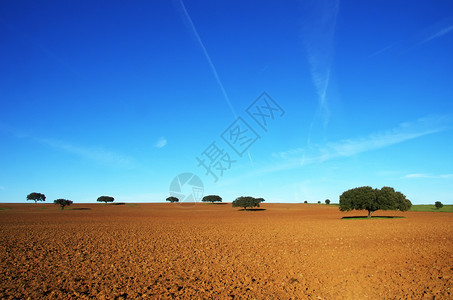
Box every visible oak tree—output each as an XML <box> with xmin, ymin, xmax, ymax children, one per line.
<box><xmin>26</xmin><ymin>192</ymin><xmax>46</xmax><ymax>203</ymax></box>
<box><xmin>54</xmin><ymin>199</ymin><xmax>73</xmax><ymax>210</ymax></box>
<box><xmin>97</xmin><ymin>196</ymin><xmax>114</xmax><ymax>204</ymax></box>
<box><xmin>202</xmin><ymin>195</ymin><xmax>222</xmax><ymax>203</ymax></box>
<box><xmin>339</xmin><ymin>186</ymin><xmax>411</xmax><ymax>218</ymax></box>
<box><xmin>232</xmin><ymin>196</ymin><xmax>265</xmax><ymax>210</ymax></box>
<box><xmin>166</xmin><ymin>196</ymin><xmax>179</xmax><ymax>203</ymax></box>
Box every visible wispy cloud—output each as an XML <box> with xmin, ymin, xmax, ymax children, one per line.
<box><xmin>372</xmin><ymin>18</ymin><xmax>453</xmax><ymax>57</ymax></box>
<box><xmin>301</xmin><ymin>0</ymin><xmax>340</xmax><ymax>135</ymax></box>
<box><xmin>403</xmin><ymin>173</ymin><xmax>453</xmax><ymax>179</ymax></box>
<box><xmin>420</xmin><ymin>24</ymin><xmax>453</xmax><ymax>45</ymax></box>
<box><xmin>1</xmin><ymin>124</ymin><xmax>135</xmax><ymax>168</ymax></box>
<box><xmin>154</xmin><ymin>137</ymin><xmax>167</xmax><ymax>148</ymax></box>
<box><xmin>36</xmin><ymin>138</ymin><xmax>135</xmax><ymax>168</ymax></box>
<box><xmin>176</xmin><ymin>0</ymin><xmax>236</xmax><ymax>117</ymax></box>
<box><xmin>268</xmin><ymin>114</ymin><xmax>452</xmax><ymax>173</ymax></box>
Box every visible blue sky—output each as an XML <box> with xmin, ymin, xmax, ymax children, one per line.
<box><xmin>1</xmin><ymin>0</ymin><xmax>452</xmax><ymax>204</ymax></box>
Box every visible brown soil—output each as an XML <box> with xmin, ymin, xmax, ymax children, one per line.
<box><xmin>0</xmin><ymin>203</ymin><xmax>452</xmax><ymax>299</ymax></box>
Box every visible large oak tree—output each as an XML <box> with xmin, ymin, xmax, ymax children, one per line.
<box><xmin>339</xmin><ymin>186</ymin><xmax>411</xmax><ymax>218</ymax></box>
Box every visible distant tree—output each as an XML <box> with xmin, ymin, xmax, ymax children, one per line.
<box><xmin>435</xmin><ymin>201</ymin><xmax>443</xmax><ymax>209</ymax></box>
<box><xmin>26</xmin><ymin>192</ymin><xmax>46</xmax><ymax>203</ymax></box>
<box><xmin>325</xmin><ymin>199</ymin><xmax>331</xmax><ymax>205</ymax></box>
<box><xmin>202</xmin><ymin>195</ymin><xmax>222</xmax><ymax>203</ymax></box>
<box><xmin>166</xmin><ymin>196</ymin><xmax>179</xmax><ymax>203</ymax></box>
<box><xmin>317</xmin><ymin>201</ymin><xmax>321</xmax><ymax>204</ymax></box>
<box><xmin>232</xmin><ymin>196</ymin><xmax>265</xmax><ymax>210</ymax></box>
<box><xmin>97</xmin><ymin>196</ymin><xmax>115</xmax><ymax>204</ymax></box>
<box><xmin>339</xmin><ymin>186</ymin><xmax>412</xmax><ymax>218</ymax></box>
<box><xmin>54</xmin><ymin>199</ymin><xmax>73</xmax><ymax>210</ymax></box>
<box><xmin>304</xmin><ymin>201</ymin><xmax>308</xmax><ymax>204</ymax></box>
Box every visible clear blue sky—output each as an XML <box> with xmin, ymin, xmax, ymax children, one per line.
<box><xmin>1</xmin><ymin>0</ymin><xmax>452</xmax><ymax>204</ymax></box>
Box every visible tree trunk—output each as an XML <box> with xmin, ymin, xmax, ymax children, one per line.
<box><xmin>368</xmin><ymin>210</ymin><xmax>373</xmax><ymax>218</ymax></box>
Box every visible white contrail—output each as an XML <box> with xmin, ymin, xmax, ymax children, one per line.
<box><xmin>177</xmin><ymin>0</ymin><xmax>237</xmax><ymax>117</ymax></box>
<box><xmin>176</xmin><ymin>1</ymin><xmax>257</xmax><ymax>167</ymax></box>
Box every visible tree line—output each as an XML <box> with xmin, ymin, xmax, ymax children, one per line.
<box><xmin>29</xmin><ymin>186</ymin><xmax>451</xmax><ymax>216</ymax></box>
<box><xmin>26</xmin><ymin>192</ymin><xmax>115</xmax><ymax>209</ymax></box>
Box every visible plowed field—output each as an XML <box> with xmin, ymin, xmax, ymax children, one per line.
<box><xmin>0</xmin><ymin>203</ymin><xmax>452</xmax><ymax>299</ymax></box>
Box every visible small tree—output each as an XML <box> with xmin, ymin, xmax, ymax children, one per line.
<box><xmin>339</xmin><ymin>186</ymin><xmax>411</xmax><ymax>218</ymax></box>
<box><xmin>202</xmin><ymin>195</ymin><xmax>222</xmax><ymax>203</ymax></box>
<box><xmin>304</xmin><ymin>201</ymin><xmax>308</xmax><ymax>204</ymax></box>
<box><xmin>54</xmin><ymin>199</ymin><xmax>73</xmax><ymax>210</ymax></box>
<box><xmin>232</xmin><ymin>196</ymin><xmax>265</xmax><ymax>210</ymax></box>
<box><xmin>435</xmin><ymin>201</ymin><xmax>443</xmax><ymax>209</ymax></box>
<box><xmin>26</xmin><ymin>192</ymin><xmax>46</xmax><ymax>203</ymax></box>
<box><xmin>325</xmin><ymin>199</ymin><xmax>331</xmax><ymax>205</ymax></box>
<box><xmin>317</xmin><ymin>201</ymin><xmax>321</xmax><ymax>204</ymax></box>
<box><xmin>97</xmin><ymin>196</ymin><xmax>114</xmax><ymax>204</ymax></box>
<box><xmin>166</xmin><ymin>196</ymin><xmax>179</xmax><ymax>203</ymax></box>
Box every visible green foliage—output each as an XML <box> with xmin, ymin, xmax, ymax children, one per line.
<box><xmin>26</xmin><ymin>192</ymin><xmax>46</xmax><ymax>203</ymax></box>
<box><xmin>232</xmin><ymin>196</ymin><xmax>265</xmax><ymax>210</ymax></box>
<box><xmin>54</xmin><ymin>199</ymin><xmax>73</xmax><ymax>210</ymax></box>
<box><xmin>339</xmin><ymin>186</ymin><xmax>411</xmax><ymax>218</ymax></box>
<box><xmin>317</xmin><ymin>201</ymin><xmax>321</xmax><ymax>204</ymax></box>
<box><xmin>166</xmin><ymin>196</ymin><xmax>179</xmax><ymax>203</ymax></box>
<box><xmin>303</xmin><ymin>201</ymin><xmax>308</xmax><ymax>204</ymax></box>
<box><xmin>202</xmin><ymin>195</ymin><xmax>222</xmax><ymax>203</ymax></box>
<box><xmin>97</xmin><ymin>196</ymin><xmax>115</xmax><ymax>204</ymax></box>
<box><xmin>325</xmin><ymin>199</ymin><xmax>331</xmax><ymax>205</ymax></box>
<box><xmin>410</xmin><ymin>205</ymin><xmax>453</xmax><ymax>212</ymax></box>
<box><xmin>435</xmin><ymin>201</ymin><xmax>444</xmax><ymax>209</ymax></box>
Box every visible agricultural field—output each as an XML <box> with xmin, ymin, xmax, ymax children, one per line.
<box><xmin>410</xmin><ymin>204</ymin><xmax>453</xmax><ymax>213</ymax></box>
<box><xmin>0</xmin><ymin>203</ymin><xmax>452</xmax><ymax>299</ymax></box>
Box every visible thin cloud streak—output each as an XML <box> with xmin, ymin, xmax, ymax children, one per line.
<box><xmin>36</xmin><ymin>138</ymin><xmax>136</xmax><ymax>168</ymax></box>
<box><xmin>177</xmin><ymin>0</ymin><xmax>236</xmax><ymax>117</ymax></box>
<box><xmin>176</xmin><ymin>1</ymin><xmax>258</xmax><ymax>168</ymax></box>
<box><xmin>403</xmin><ymin>173</ymin><xmax>453</xmax><ymax>179</ymax></box>
<box><xmin>420</xmin><ymin>24</ymin><xmax>453</xmax><ymax>45</ymax></box>
<box><xmin>265</xmin><ymin>114</ymin><xmax>452</xmax><ymax>174</ymax></box>
<box><xmin>372</xmin><ymin>18</ymin><xmax>453</xmax><ymax>57</ymax></box>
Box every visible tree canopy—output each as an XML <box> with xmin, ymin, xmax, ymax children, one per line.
<box><xmin>232</xmin><ymin>196</ymin><xmax>265</xmax><ymax>210</ymax></box>
<box><xmin>166</xmin><ymin>196</ymin><xmax>179</xmax><ymax>203</ymax></box>
<box><xmin>202</xmin><ymin>195</ymin><xmax>222</xmax><ymax>203</ymax></box>
<box><xmin>54</xmin><ymin>199</ymin><xmax>73</xmax><ymax>210</ymax></box>
<box><xmin>325</xmin><ymin>199</ymin><xmax>331</xmax><ymax>205</ymax></box>
<box><xmin>435</xmin><ymin>201</ymin><xmax>443</xmax><ymax>209</ymax></box>
<box><xmin>26</xmin><ymin>192</ymin><xmax>46</xmax><ymax>203</ymax></box>
<box><xmin>339</xmin><ymin>186</ymin><xmax>411</xmax><ymax>218</ymax></box>
<box><xmin>97</xmin><ymin>196</ymin><xmax>115</xmax><ymax>204</ymax></box>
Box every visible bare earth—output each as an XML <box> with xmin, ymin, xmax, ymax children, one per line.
<box><xmin>0</xmin><ymin>203</ymin><xmax>452</xmax><ymax>299</ymax></box>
